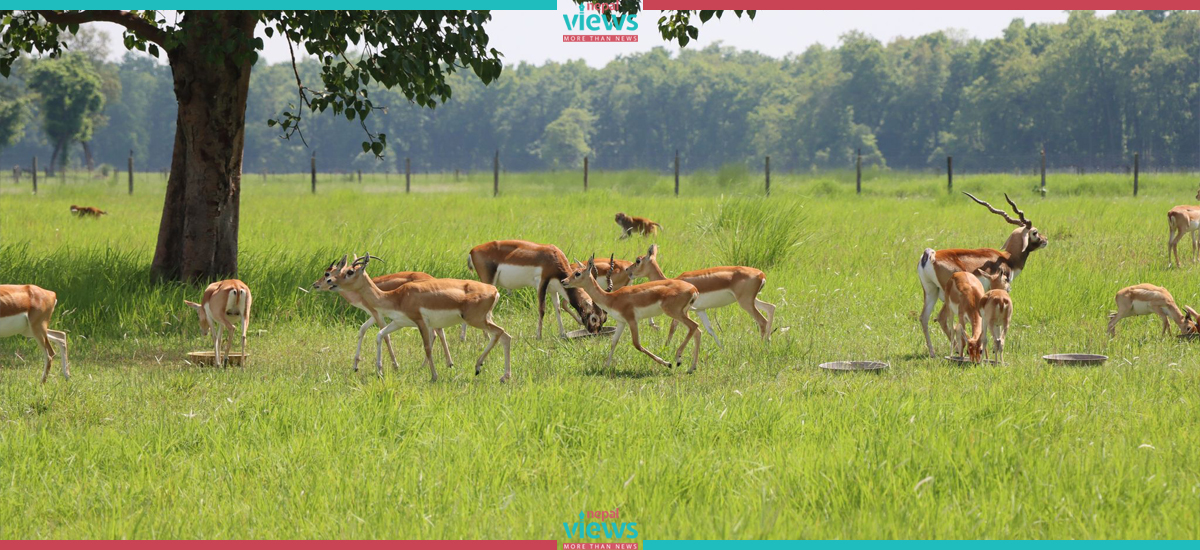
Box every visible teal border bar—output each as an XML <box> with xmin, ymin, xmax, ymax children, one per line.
<box><xmin>13</xmin><ymin>3</ymin><xmax>558</xmax><ymax>9</ymax></box>
<box><xmin>645</xmin><ymin>542</ymin><xmax>1199</xmax><ymax>548</ymax></box>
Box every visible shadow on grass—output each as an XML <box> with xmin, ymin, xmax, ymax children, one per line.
<box><xmin>580</xmin><ymin>365</ymin><xmax>668</xmax><ymax>379</ymax></box>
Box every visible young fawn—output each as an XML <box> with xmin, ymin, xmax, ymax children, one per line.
<box><xmin>976</xmin><ymin>270</ymin><xmax>1013</xmax><ymax>362</ymax></box>
<box><xmin>184</xmin><ymin>279</ymin><xmax>252</xmax><ymax>367</ymax></box>
<box><xmin>941</xmin><ymin>267</ymin><xmax>1008</xmax><ymax>362</ymax></box>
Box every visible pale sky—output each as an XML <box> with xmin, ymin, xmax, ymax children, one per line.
<box><xmin>93</xmin><ymin>8</ymin><xmax>1116</xmax><ymax>67</ymax></box>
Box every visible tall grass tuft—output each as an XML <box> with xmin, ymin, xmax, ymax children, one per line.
<box><xmin>702</xmin><ymin>199</ymin><xmax>809</xmax><ymax>269</ymax></box>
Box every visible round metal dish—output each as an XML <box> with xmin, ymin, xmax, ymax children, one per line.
<box><xmin>945</xmin><ymin>355</ymin><xmax>1001</xmax><ymax>365</ymax></box>
<box><xmin>1042</xmin><ymin>353</ymin><xmax>1107</xmax><ymax>366</ymax></box>
<box><xmin>818</xmin><ymin>361</ymin><xmax>889</xmax><ymax>372</ymax></box>
<box><xmin>565</xmin><ymin>326</ymin><xmax>618</xmax><ymax>339</ymax></box>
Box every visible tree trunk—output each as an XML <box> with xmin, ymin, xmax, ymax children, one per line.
<box><xmin>81</xmin><ymin>140</ymin><xmax>94</xmax><ymax>171</ymax></box>
<box><xmin>48</xmin><ymin>137</ymin><xmax>64</xmax><ymax>177</ymax></box>
<box><xmin>151</xmin><ymin>12</ymin><xmax>256</xmax><ymax>282</ymax></box>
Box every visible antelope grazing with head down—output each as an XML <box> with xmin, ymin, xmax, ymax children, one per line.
<box><xmin>467</xmin><ymin>240</ymin><xmax>603</xmax><ymax>339</ymax></box>
<box><xmin>1166</xmin><ymin>189</ymin><xmax>1200</xmax><ymax>266</ymax></box>
<box><xmin>563</xmin><ymin>255</ymin><xmax>702</xmax><ymax>373</ymax></box>
<box><xmin>325</xmin><ymin>254</ymin><xmax>512</xmax><ymax>382</ymax></box>
<box><xmin>1107</xmin><ymin>284</ymin><xmax>1199</xmax><ymax>337</ymax></box>
<box><xmin>312</xmin><ymin>255</ymin><xmax>453</xmax><ymax>372</ymax></box>
<box><xmin>623</xmin><ymin>244</ymin><xmax>774</xmax><ymax>350</ymax></box>
<box><xmin>918</xmin><ymin>193</ymin><xmax>1047</xmax><ymax>358</ymax></box>
<box><xmin>0</xmin><ymin>284</ymin><xmax>69</xmax><ymax>382</ymax></box>
<box><xmin>184</xmin><ymin>279</ymin><xmax>252</xmax><ymax>367</ymax></box>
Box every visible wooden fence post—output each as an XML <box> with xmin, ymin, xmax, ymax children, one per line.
<box><xmin>856</xmin><ymin>148</ymin><xmax>862</xmax><ymax>194</ymax></box>
<box><xmin>310</xmin><ymin>153</ymin><xmax>316</xmax><ymax>194</ymax></box>
<box><xmin>405</xmin><ymin>157</ymin><xmax>411</xmax><ymax>193</ymax></box>
<box><xmin>584</xmin><ymin>156</ymin><xmax>589</xmax><ymax>192</ymax></box>
<box><xmin>947</xmin><ymin>156</ymin><xmax>953</xmax><ymax>192</ymax></box>
<box><xmin>674</xmin><ymin>150</ymin><xmax>680</xmax><ymax>196</ymax></box>
<box><xmin>128</xmin><ymin>150</ymin><xmax>134</xmax><ymax>195</ymax></box>
<box><xmin>31</xmin><ymin>156</ymin><xmax>37</xmax><ymax>194</ymax></box>
<box><xmin>764</xmin><ymin>156</ymin><xmax>770</xmax><ymax>196</ymax></box>
<box><xmin>357</xmin><ymin>169</ymin><xmax>362</xmax><ymax>183</ymax></box>
<box><xmin>1040</xmin><ymin>147</ymin><xmax>1046</xmax><ymax>197</ymax></box>
<box><xmin>493</xmin><ymin>149</ymin><xmax>499</xmax><ymax>197</ymax></box>
<box><xmin>1133</xmin><ymin>152</ymin><xmax>1139</xmax><ymax>197</ymax></box>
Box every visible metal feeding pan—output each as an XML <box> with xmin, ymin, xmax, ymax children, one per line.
<box><xmin>1042</xmin><ymin>353</ymin><xmax>1107</xmax><ymax>366</ymax></box>
<box><xmin>187</xmin><ymin>350</ymin><xmax>248</xmax><ymax>366</ymax></box>
<box><xmin>818</xmin><ymin>361</ymin><xmax>889</xmax><ymax>372</ymax></box>
<box><xmin>566</xmin><ymin>326</ymin><xmax>618</xmax><ymax>339</ymax></box>
<box><xmin>945</xmin><ymin>355</ymin><xmax>1001</xmax><ymax>365</ymax></box>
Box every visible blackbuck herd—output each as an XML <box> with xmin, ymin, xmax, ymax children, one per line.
<box><xmin>5</xmin><ymin>191</ymin><xmax>1200</xmax><ymax>384</ymax></box>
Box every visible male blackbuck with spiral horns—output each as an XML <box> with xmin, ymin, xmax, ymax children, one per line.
<box><xmin>0</xmin><ymin>284</ymin><xmax>69</xmax><ymax>382</ymax></box>
<box><xmin>1107</xmin><ymin>284</ymin><xmax>1199</xmax><ymax>337</ymax></box>
<box><xmin>563</xmin><ymin>255</ymin><xmax>702</xmax><ymax>373</ymax></box>
<box><xmin>184</xmin><ymin>279</ymin><xmax>252</xmax><ymax>367</ymax></box>
<box><xmin>327</xmin><ymin>254</ymin><xmax>512</xmax><ymax>382</ymax></box>
<box><xmin>623</xmin><ymin>244</ymin><xmax>775</xmax><ymax>349</ymax></box>
<box><xmin>1166</xmin><ymin>189</ymin><xmax>1200</xmax><ymax>267</ymax></box>
<box><xmin>312</xmin><ymin>255</ymin><xmax>454</xmax><ymax>373</ymax></box>
<box><xmin>466</xmin><ymin>240</ymin><xmax>604</xmax><ymax>339</ymax></box>
<box><xmin>918</xmin><ymin>193</ymin><xmax>1047</xmax><ymax>358</ymax></box>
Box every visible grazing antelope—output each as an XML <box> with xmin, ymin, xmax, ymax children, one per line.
<box><xmin>312</xmin><ymin>255</ymin><xmax>453</xmax><ymax>372</ymax></box>
<box><xmin>466</xmin><ymin>240</ymin><xmax>603</xmax><ymax>339</ymax></box>
<box><xmin>0</xmin><ymin>284</ymin><xmax>69</xmax><ymax>383</ymax></box>
<box><xmin>941</xmin><ymin>271</ymin><xmax>989</xmax><ymax>361</ymax></box>
<box><xmin>184</xmin><ymin>279</ymin><xmax>252</xmax><ymax>367</ymax></box>
<box><xmin>563</xmin><ymin>255</ymin><xmax>702</xmax><ymax>373</ymax></box>
<box><xmin>938</xmin><ymin>266</ymin><xmax>1010</xmax><ymax>359</ymax></box>
<box><xmin>1106</xmin><ymin>284</ymin><xmax>1199</xmax><ymax>337</ymax></box>
<box><xmin>615</xmin><ymin>212</ymin><xmax>662</xmax><ymax>239</ymax></box>
<box><xmin>1166</xmin><ymin>190</ymin><xmax>1200</xmax><ymax>266</ymax></box>
<box><xmin>978</xmin><ymin>286</ymin><xmax>1013</xmax><ymax>363</ymax></box>
<box><xmin>70</xmin><ymin>205</ymin><xmax>107</xmax><ymax>217</ymax></box>
<box><xmin>623</xmin><ymin>244</ymin><xmax>774</xmax><ymax>350</ymax></box>
<box><xmin>326</xmin><ymin>254</ymin><xmax>512</xmax><ymax>382</ymax></box>
<box><xmin>918</xmin><ymin>193</ymin><xmax>1048</xmax><ymax>358</ymax></box>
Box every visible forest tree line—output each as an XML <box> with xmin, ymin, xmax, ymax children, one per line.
<box><xmin>0</xmin><ymin>10</ymin><xmax>1196</xmax><ymax>175</ymax></box>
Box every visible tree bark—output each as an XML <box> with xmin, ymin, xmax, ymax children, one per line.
<box><xmin>48</xmin><ymin>137</ymin><xmax>64</xmax><ymax>176</ymax></box>
<box><xmin>81</xmin><ymin>140</ymin><xmax>94</xmax><ymax>171</ymax></box>
<box><xmin>150</xmin><ymin>12</ymin><xmax>256</xmax><ymax>282</ymax></box>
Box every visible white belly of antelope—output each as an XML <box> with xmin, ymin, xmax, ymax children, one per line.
<box><xmin>692</xmin><ymin>290</ymin><xmax>737</xmax><ymax>311</ymax></box>
<box><xmin>0</xmin><ymin>313</ymin><xmax>33</xmax><ymax>338</ymax></box>
<box><xmin>380</xmin><ymin>310</ymin><xmax>419</xmax><ymax>328</ymax></box>
<box><xmin>494</xmin><ymin>264</ymin><xmax>542</xmax><ymax>290</ymax></box>
<box><xmin>633</xmin><ymin>303</ymin><xmax>664</xmax><ymax>321</ymax></box>
<box><xmin>420</xmin><ymin>308</ymin><xmax>464</xmax><ymax>329</ymax></box>
<box><xmin>1131</xmin><ymin>301</ymin><xmax>1155</xmax><ymax>316</ymax></box>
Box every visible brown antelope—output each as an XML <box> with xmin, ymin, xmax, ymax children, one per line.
<box><xmin>623</xmin><ymin>244</ymin><xmax>774</xmax><ymax>350</ymax></box>
<box><xmin>563</xmin><ymin>255</ymin><xmax>702</xmax><ymax>373</ymax></box>
<box><xmin>1107</xmin><ymin>284</ymin><xmax>1199</xmax><ymax>337</ymax></box>
<box><xmin>1166</xmin><ymin>189</ymin><xmax>1200</xmax><ymax>266</ymax></box>
<box><xmin>0</xmin><ymin>284</ymin><xmax>69</xmax><ymax>382</ymax></box>
<box><xmin>184</xmin><ymin>279</ymin><xmax>252</xmax><ymax>367</ymax></box>
<box><xmin>69</xmin><ymin>205</ymin><xmax>107</xmax><ymax>217</ymax></box>
<box><xmin>325</xmin><ymin>254</ymin><xmax>512</xmax><ymax>382</ymax></box>
<box><xmin>941</xmin><ymin>271</ymin><xmax>990</xmax><ymax>362</ymax></box>
<box><xmin>940</xmin><ymin>266</ymin><xmax>1010</xmax><ymax>358</ymax></box>
<box><xmin>466</xmin><ymin>240</ymin><xmax>603</xmax><ymax>339</ymax></box>
<box><xmin>918</xmin><ymin>193</ymin><xmax>1048</xmax><ymax>358</ymax></box>
<box><xmin>615</xmin><ymin>212</ymin><xmax>662</xmax><ymax>239</ymax></box>
<box><xmin>569</xmin><ymin>257</ymin><xmax>634</xmax><ymax>291</ymax></box>
<box><xmin>978</xmin><ymin>287</ymin><xmax>1013</xmax><ymax>363</ymax></box>
<box><xmin>311</xmin><ymin>255</ymin><xmax>453</xmax><ymax>372</ymax></box>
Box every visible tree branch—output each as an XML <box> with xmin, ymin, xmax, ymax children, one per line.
<box><xmin>35</xmin><ymin>10</ymin><xmax>166</xmax><ymax>47</ymax></box>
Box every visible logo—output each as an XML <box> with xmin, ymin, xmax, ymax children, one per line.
<box><xmin>562</xmin><ymin>508</ymin><xmax>639</xmax><ymax>549</ymax></box>
<box><xmin>562</xmin><ymin>3</ymin><xmax>639</xmax><ymax>43</ymax></box>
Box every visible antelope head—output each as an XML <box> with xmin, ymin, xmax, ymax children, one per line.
<box><xmin>963</xmin><ymin>192</ymin><xmax>1047</xmax><ymax>257</ymax></box>
<box><xmin>312</xmin><ymin>254</ymin><xmax>348</xmax><ymax>291</ymax></box>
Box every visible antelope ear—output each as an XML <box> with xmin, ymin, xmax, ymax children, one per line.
<box><xmin>336</xmin><ymin>254</ymin><xmax>348</xmax><ymax>269</ymax></box>
<box><xmin>648</xmin><ymin>244</ymin><xmax>657</xmax><ymax>257</ymax></box>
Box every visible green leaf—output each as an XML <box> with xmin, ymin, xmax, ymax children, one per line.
<box><xmin>361</xmin><ymin>141</ymin><xmax>371</xmax><ymax>153</ymax></box>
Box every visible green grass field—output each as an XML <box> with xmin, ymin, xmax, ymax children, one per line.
<box><xmin>2</xmin><ymin>169</ymin><xmax>1199</xmax><ymax>539</ymax></box>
